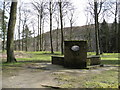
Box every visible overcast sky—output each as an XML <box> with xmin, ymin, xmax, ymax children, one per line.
<box><xmin>18</xmin><ymin>0</ymin><xmax>89</xmax><ymax>29</ymax></box>
<box><xmin>14</xmin><ymin>0</ymin><xmax>90</xmax><ymax>37</ymax></box>
<box><xmin>27</xmin><ymin>0</ymin><xmax>88</xmax><ymax>26</ymax></box>
<box><xmin>1</xmin><ymin>0</ymin><xmax>117</xmax><ymax>39</ymax></box>
<box><xmin>18</xmin><ymin>0</ymin><xmax>116</xmax><ymax>32</ymax></box>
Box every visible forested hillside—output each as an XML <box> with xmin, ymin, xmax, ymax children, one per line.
<box><xmin>14</xmin><ymin>22</ymin><xmax>117</xmax><ymax>53</ymax></box>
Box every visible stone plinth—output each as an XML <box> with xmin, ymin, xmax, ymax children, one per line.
<box><xmin>64</xmin><ymin>41</ymin><xmax>87</xmax><ymax>68</ymax></box>
<box><xmin>52</xmin><ymin>56</ymin><xmax>64</xmax><ymax>65</ymax></box>
<box><xmin>87</xmin><ymin>55</ymin><xmax>101</xmax><ymax>65</ymax></box>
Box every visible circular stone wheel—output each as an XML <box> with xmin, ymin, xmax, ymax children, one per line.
<box><xmin>71</xmin><ymin>45</ymin><xmax>80</xmax><ymax>51</ymax></box>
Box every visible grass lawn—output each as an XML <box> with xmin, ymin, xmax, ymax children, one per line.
<box><xmin>15</xmin><ymin>51</ymin><xmax>119</xmax><ymax>65</ymax></box>
<box><xmin>17</xmin><ymin>51</ymin><xmax>62</xmax><ymax>61</ymax></box>
<box><xmin>2</xmin><ymin>51</ymin><xmax>119</xmax><ymax>66</ymax></box>
<box><xmin>100</xmin><ymin>53</ymin><xmax>119</xmax><ymax>65</ymax></box>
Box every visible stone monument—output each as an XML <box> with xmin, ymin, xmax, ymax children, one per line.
<box><xmin>64</xmin><ymin>41</ymin><xmax>87</xmax><ymax>68</ymax></box>
<box><xmin>52</xmin><ymin>40</ymin><xmax>101</xmax><ymax>69</ymax></box>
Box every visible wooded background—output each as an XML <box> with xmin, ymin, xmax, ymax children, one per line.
<box><xmin>0</xmin><ymin>0</ymin><xmax>119</xmax><ymax>62</ymax></box>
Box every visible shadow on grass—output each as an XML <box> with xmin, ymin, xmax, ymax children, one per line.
<box><xmin>18</xmin><ymin>60</ymin><xmax>51</xmax><ymax>63</ymax></box>
<box><xmin>35</xmin><ymin>53</ymin><xmax>61</xmax><ymax>55</ymax></box>
<box><xmin>2</xmin><ymin>60</ymin><xmax>51</xmax><ymax>66</ymax></box>
<box><xmin>101</xmin><ymin>60</ymin><xmax>119</xmax><ymax>65</ymax></box>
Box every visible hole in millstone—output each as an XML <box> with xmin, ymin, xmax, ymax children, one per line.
<box><xmin>71</xmin><ymin>45</ymin><xmax>80</xmax><ymax>51</ymax></box>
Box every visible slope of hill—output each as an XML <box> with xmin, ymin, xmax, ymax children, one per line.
<box><xmin>42</xmin><ymin>24</ymin><xmax>95</xmax><ymax>52</ymax></box>
<box><xmin>15</xmin><ymin>24</ymin><xmax>97</xmax><ymax>52</ymax></box>
<box><xmin>18</xmin><ymin>23</ymin><xmax>118</xmax><ymax>52</ymax></box>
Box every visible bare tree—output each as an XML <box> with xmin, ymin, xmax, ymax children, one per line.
<box><xmin>32</xmin><ymin>1</ymin><xmax>47</xmax><ymax>51</ymax></box>
<box><xmin>25</xmin><ymin>25</ymin><xmax>32</xmax><ymax>51</ymax></box>
<box><xmin>58</xmin><ymin>0</ymin><xmax>64</xmax><ymax>55</ymax></box>
<box><xmin>31</xmin><ymin>21</ymin><xmax>36</xmax><ymax>51</ymax></box>
<box><xmin>118</xmin><ymin>3</ymin><xmax>120</xmax><ymax>53</ymax></box>
<box><xmin>41</xmin><ymin>18</ymin><xmax>45</xmax><ymax>51</ymax></box>
<box><xmin>37</xmin><ymin>14</ymin><xmax>40</xmax><ymax>51</ymax></box>
<box><xmin>86</xmin><ymin>0</ymin><xmax>106</xmax><ymax>55</ymax></box>
<box><xmin>21</xmin><ymin>9</ymin><xmax>29</xmax><ymax>51</ymax></box>
<box><xmin>47</xmin><ymin>0</ymin><xmax>58</xmax><ymax>53</ymax></box>
<box><xmin>58</xmin><ymin>0</ymin><xmax>73</xmax><ymax>54</ymax></box>
<box><xmin>67</xmin><ymin>8</ymin><xmax>76</xmax><ymax>40</ymax></box>
<box><xmin>84</xmin><ymin>11</ymin><xmax>93</xmax><ymax>51</ymax></box>
<box><xmin>1</xmin><ymin>2</ymin><xmax>10</xmax><ymax>51</ymax></box>
<box><xmin>94</xmin><ymin>0</ymin><xmax>101</xmax><ymax>55</ymax></box>
<box><xmin>49</xmin><ymin>0</ymin><xmax>54</xmax><ymax>54</ymax></box>
<box><xmin>109</xmin><ymin>0</ymin><xmax>118</xmax><ymax>52</ymax></box>
<box><xmin>25</xmin><ymin>25</ymin><xmax>28</xmax><ymax>51</ymax></box>
<box><xmin>17</xmin><ymin>1</ymin><xmax>22</xmax><ymax>51</ymax></box>
<box><xmin>115</xmin><ymin>0</ymin><xmax>118</xmax><ymax>52</ymax></box>
<box><xmin>55</xmin><ymin>14</ymin><xmax>59</xmax><ymax>51</ymax></box>
<box><xmin>7</xmin><ymin>1</ymin><xmax>17</xmax><ymax>62</ymax></box>
<box><xmin>2</xmin><ymin>2</ymin><xmax>6</xmax><ymax>51</ymax></box>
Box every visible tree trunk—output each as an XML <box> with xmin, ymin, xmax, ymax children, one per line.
<box><xmin>94</xmin><ymin>1</ymin><xmax>100</xmax><ymax>55</ymax></box>
<box><xmin>14</xmin><ymin>34</ymin><xmax>17</xmax><ymax>51</ymax></box>
<box><xmin>25</xmin><ymin>34</ymin><xmax>28</xmax><ymax>52</ymax></box>
<box><xmin>115</xmin><ymin>0</ymin><xmax>118</xmax><ymax>52</ymax></box>
<box><xmin>59</xmin><ymin>1</ymin><xmax>64</xmax><ymax>55</ymax></box>
<box><xmin>115</xmin><ymin>19</ymin><xmax>118</xmax><ymax>52</ymax></box>
<box><xmin>118</xmin><ymin>9</ymin><xmax>120</xmax><ymax>53</ymax></box>
<box><xmin>49</xmin><ymin>1</ymin><xmax>54</xmax><ymax>54</ymax></box>
<box><xmin>41</xmin><ymin>19</ymin><xmax>44</xmax><ymax>51</ymax></box>
<box><xmin>40</xmin><ymin>14</ymin><xmax>42</xmax><ymax>51</ymax></box>
<box><xmin>56</xmin><ymin>18</ymin><xmax>59</xmax><ymax>52</ymax></box>
<box><xmin>7</xmin><ymin>2</ymin><xmax>17</xmax><ymax>62</ymax></box>
<box><xmin>22</xmin><ymin>20</ymin><xmax>25</xmax><ymax>51</ymax></box>
<box><xmin>70</xmin><ymin>22</ymin><xmax>72</xmax><ymax>40</ymax></box>
<box><xmin>32</xmin><ymin>24</ymin><xmax>36</xmax><ymax>51</ymax></box>
<box><xmin>37</xmin><ymin>15</ymin><xmax>40</xmax><ymax>51</ymax></box>
<box><xmin>2</xmin><ymin>2</ymin><xmax>6</xmax><ymax>51</ymax></box>
<box><xmin>18</xmin><ymin>6</ymin><xmax>21</xmax><ymax>51</ymax></box>
<box><xmin>22</xmin><ymin>30</ymin><xmax>24</xmax><ymax>51</ymax></box>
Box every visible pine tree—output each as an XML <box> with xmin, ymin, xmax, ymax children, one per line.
<box><xmin>100</xmin><ymin>19</ymin><xmax>109</xmax><ymax>53</ymax></box>
<box><xmin>22</xmin><ymin>25</ymin><xmax>32</xmax><ymax>51</ymax></box>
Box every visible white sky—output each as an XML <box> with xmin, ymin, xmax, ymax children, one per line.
<box><xmin>71</xmin><ymin>0</ymin><xmax>88</xmax><ymax>26</ymax></box>
<box><xmin>1</xmin><ymin>0</ymin><xmax>117</xmax><ymax>39</ymax></box>
<box><xmin>14</xmin><ymin>0</ymin><xmax>90</xmax><ymax>38</ymax></box>
<box><xmin>18</xmin><ymin>0</ymin><xmax>115</xmax><ymax>31</ymax></box>
<box><xmin>19</xmin><ymin>0</ymin><xmax>89</xmax><ymax>29</ymax></box>
<box><xmin>16</xmin><ymin>0</ymin><xmax>88</xmax><ymax>35</ymax></box>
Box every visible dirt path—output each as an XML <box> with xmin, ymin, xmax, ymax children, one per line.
<box><xmin>2</xmin><ymin>63</ymin><xmax>118</xmax><ymax>88</ymax></box>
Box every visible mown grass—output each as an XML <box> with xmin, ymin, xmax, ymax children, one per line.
<box><xmin>17</xmin><ymin>51</ymin><xmax>63</xmax><ymax>62</ymax></box>
<box><xmin>100</xmin><ymin>53</ymin><xmax>119</xmax><ymax>65</ymax></box>
<box><xmin>2</xmin><ymin>51</ymin><xmax>119</xmax><ymax>65</ymax></box>
<box><xmin>2</xmin><ymin>51</ymin><xmax>63</xmax><ymax>66</ymax></box>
